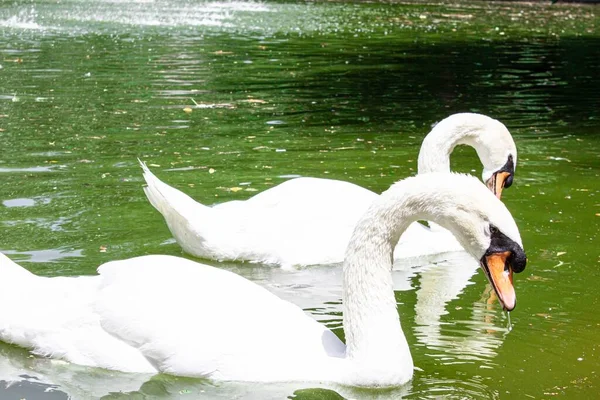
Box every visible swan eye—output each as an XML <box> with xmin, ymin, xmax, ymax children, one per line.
<box><xmin>504</xmin><ymin>173</ymin><xmax>514</xmax><ymax>188</ymax></box>
<box><xmin>489</xmin><ymin>225</ymin><xmax>498</xmax><ymax>235</ymax></box>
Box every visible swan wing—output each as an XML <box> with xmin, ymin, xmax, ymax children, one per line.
<box><xmin>0</xmin><ymin>256</ymin><xmax>155</xmax><ymax>373</ymax></box>
<box><xmin>141</xmin><ymin>161</ymin><xmax>379</xmax><ymax>266</ymax></box>
<box><xmin>95</xmin><ymin>255</ymin><xmax>345</xmax><ymax>381</ymax></box>
<box><xmin>213</xmin><ymin>178</ymin><xmax>379</xmax><ymax>266</ymax></box>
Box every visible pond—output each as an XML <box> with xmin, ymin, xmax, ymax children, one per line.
<box><xmin>0</xmin><ymin>0</ymin><xmax>599</xmax><ymax>398</ymax></box>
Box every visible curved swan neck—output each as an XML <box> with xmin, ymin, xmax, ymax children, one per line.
<box><xmin>417</xmin><ymin>113</ymin><xmax>512</xmax><ymax>175</ymax></box>
<box><xmin>343</xmin><ymin>211</ymin><xmax>411</xmax><ymax>366</ymax></box>
<box><xmin>339</xmin><ymin>173</ymin><xmax>510</xmax><ymax>386</ymax></box>
<box><xmin>342</xmin><ymin>177</ymin><xmax>466</xmax><ymax>384</ymax></box>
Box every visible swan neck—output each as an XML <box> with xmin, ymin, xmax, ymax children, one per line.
<box><xmin>342</xmin><ymin>185</ymin><xmax>440</xmax><ymax>383</ymax></box>
<box><xmin>417</xmin><ymin>117</ymin><xmax>487</xmax><ymax>174</ymax></box>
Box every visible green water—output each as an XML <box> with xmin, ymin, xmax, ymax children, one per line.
<box><xmin>0</xmin><ymin>0</ymin><xmax>599</xmax><ymax>398</ymax></box>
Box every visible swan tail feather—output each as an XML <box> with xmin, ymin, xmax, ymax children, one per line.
<box><xmin>139</xmin><ymin>159</ymin><xmax>208</xmax><ymax>216</ymax></box>
<box><xmin>139</xmin><ymin>160</ymin><xmax>212</xmax><ymax>255</ymax></box>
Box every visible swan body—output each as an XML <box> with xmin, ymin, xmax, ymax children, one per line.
<box><xmin>142</xmin><ymin>113</ymin><xmax>517</xmax><ymax>267</ymax></box>
<box><xmin>0</xmin><ymin>173</ymin><xmax>526</xmax><ymax>387</ymax></box>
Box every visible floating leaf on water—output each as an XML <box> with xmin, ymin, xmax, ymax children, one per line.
<box><xmin>546</xmin><ymin>156</ymin><xmax>571</xmax><ymax>163</ymax></box>
<box><xmin>183</xmin><ymin>107</ymin><xmax>193</xmax><ymax>113</ymax></box>
<box><xmin>99</xmin><ymin>246</ymin><xmax>107</xmax><ymax>253</ymax></box>
<box><xmin>243</xmin><ymin>99</ymin><xmax>268</xmax><ymax>104</ymax></box>
<box><xmin>229</xmin><ymin>187</ymin><xmax>243</xmax><ymax>192</ymax></box>
<box><xmin>556</xmin><ymin>251</ymin><xmax>567</xmax><ymax>256</ymax></box>
<box><xmin>208</xmin><ymin>168</ymin><xmax>215</xmax><ymax>174</ymax></box>
<box><xmin>527</xmin><ymin>275</ymin><xmax>550</xmax><ymax>282</ymax></box>
<box><xmin>149</xmin><ymin>164</ymin><xmax>160</xmax><ymax>167</ymax></box>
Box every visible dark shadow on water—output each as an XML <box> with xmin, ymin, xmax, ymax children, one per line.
<box><xmin>216</xmin><ymin>35</ymin><xmax>600</xmax><ymax>137</ymax></box>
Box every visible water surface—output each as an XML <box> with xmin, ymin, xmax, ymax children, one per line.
<box><xmin>0</xmin><ymin>0</ymin><xmax>599</xmax><ymax>398</ymax></box>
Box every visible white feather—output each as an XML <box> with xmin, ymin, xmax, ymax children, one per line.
<box><xmin>141</xmin><ymin>113</ymin><xmax>516</xmax><ymax>267</ymax></box>
<box><xmin>0</xmin><ymin>172</ymin><xmax>523</xmax><ymax>387</ymax></box>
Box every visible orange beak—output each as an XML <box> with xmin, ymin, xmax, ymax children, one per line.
<box><xmin>481</xmin><ymin>251</ymin><xmax>516</xmax><ymax>311</ymax></box>
<box><xmin>486</xmin><ymin>171</ymin><xmax>511</xmax><ymax>200</ymax></box>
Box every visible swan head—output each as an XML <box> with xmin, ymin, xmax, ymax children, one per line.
<box><xmin>458</xmin><ymin>113</ymin><xmax>517</xmax><ymax>200</ymax></box>
<box><xmin>390</xmin><ymin>172</ymin><xmax>526</xmax><ymax>311</ymax></box>
<box><xmin>483</xmin><ymin>153</ymin><xmax>515</xmax><ymax>201</ymax></box>
<box><xmin>428</xmin><ymin>173</ymin><xmax>525</xmax><ymax>311</ymax></box>
<box><xmin>420</xmin><ymin>113</ymin><xmax>517</xmax><ymax>200</ymax></box>
<box><xmin>479</xmin><ymin>224</ymin><xmax>527</xmax><ymax>311</ymax></box>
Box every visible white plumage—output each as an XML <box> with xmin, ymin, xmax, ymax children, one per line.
<box><xmin>141</xmin><ymin>113</ymin><xmax>517</xmax><ymax>267</ymax></box>
<box><xmin>0</xmin><ymin>173</ymin><xmax>523</xmax><ymax>387</ymax></box>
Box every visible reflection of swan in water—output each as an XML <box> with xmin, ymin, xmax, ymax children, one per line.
<box><xmin>413</xmin><ymin>252</ymin><xmax>509</xmax><ymax>363</ymax></box>
<box><xmin>0</xmin><ymin>332</ymin><xmax>410</xmax><ymax>399</ymax></box>
<box><xmin>0</xmin><ymin>345</ymin><xmax>410</xmax><ymax>400</ymax></box>
<box><xmin>415</xmin><ymin>253</ymin><xmax>480</xmax><ymax>326</ymax></box>
<box><xmin>0</xmin><ymin>342</ymin><xmax>151</xmax><ymax>399</ymax></box>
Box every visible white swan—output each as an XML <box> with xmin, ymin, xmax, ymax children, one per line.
<box><xmin>141</xmin><ymin>113</ymin><xmax>517</xmax><ymax>268</ymax></box>
<box><xmin>0</xmin><ymin>173</ymin><xmax>527</xmax><ymax>387</ymax></box>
